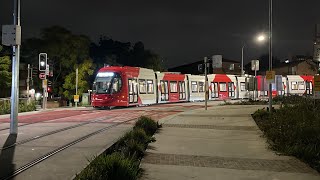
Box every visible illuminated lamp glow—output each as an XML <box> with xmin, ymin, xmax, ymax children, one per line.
<box><xmin>97</xmin><ymin>72</ymin><xmax>114</xmax><ymax>77</ymax></box>
<box><xmin>40</xmin><ymin>61</ymin><xmax>45</xmax><ymax>66</ymax></box>
<box><xmin>35</xmin><ymin>93</ymin><xmax>41</xmax><ymax>98</ymax></box>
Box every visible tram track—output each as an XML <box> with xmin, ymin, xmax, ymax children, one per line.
<box><xmin>0</xmin><ymin>115</ymin><xmax>115</xmax><ymax>150</ymax></box>
<box><xmin>0</xmin><ymin>117</ymin><xmax>136</xmax><ymax>180</ymax></box>
<box><xmin>0</xmin><ymin>110</ymin><xmax>98</xmax><ymax>132</ymax></box>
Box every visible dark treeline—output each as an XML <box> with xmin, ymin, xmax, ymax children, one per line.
<box><xmin>0</xmin><ymin>26</ymin><xmax>165</xmax><ymax>99</ymax></box>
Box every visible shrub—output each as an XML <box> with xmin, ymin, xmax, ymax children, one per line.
<box><xmin>253</xmin><ymin>97</ymin><xmax>320</xmax><ymax>172</ymax></box>
<box><xmin>0</xmin><ymin>101</ymin><xmax>10</xmax><ymax>115</ymax></box>
<box><xmin>0</xmin><ymin>100</ymin><xmax>36</xmax><ymax>114</ymax></box>
<box><xmin>116</xmin><ymin>128</ymin><xmax>155</xmax><ymax>159</ymax></box>
<box><xmin>76</xmin><ymin>152</ymin><xmax>140</xmax><ymax>180</ymax></box>
<box><xmin>135</xmin><ymin>116</ymin><xmax>160</xmax><ymax>136</ymax></box>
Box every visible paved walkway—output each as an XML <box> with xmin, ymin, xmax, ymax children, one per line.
<box><xmin>141</xmin><ymin>105</ymin><xmax>320</xmax><ymax>180</ymax></box>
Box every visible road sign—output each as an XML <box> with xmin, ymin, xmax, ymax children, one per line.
<box><xmin>74</xmin><ymin>95</ymin><xmax>80</xmax><ymax>103</ymax></box>
<box><xmin>266</xmin><ymin>71</ymin><xmax>275</xmax><ymax>83</ymax></box>
<box><xmin>2</xmin><ymin>25</ymin><xmax>21</xmax><ymax>46</ymax></box>
<box><xmin>251</xmin><ymin>60</ymin><xmax>259</xmax><ymax>71</ymax></box>
<box><xmin>42</xmin><ymin>79</ymin><xmax>47</xmax><ymax>89</ymax></box>
<box><xmin>45</xmin><ymin>64</ymin><xmax>49</xmax><ymax>75</ymax></box>
<box><xmin>39</xmin><ymin>73</ymin><xmax>46</xmax><ymax>79</ymax></box>
<box><xmin>314</xmin><ymin>75</ymin><xmax>320</xmax><ymax>99</ymax></box>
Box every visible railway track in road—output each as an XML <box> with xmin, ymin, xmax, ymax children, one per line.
<box><xmin>0</xmin><ymin>117</ymin><xmax>137</xmax><ymax>180</ymax></box>
<box><xmin>0</xmin><ymin>115</ymin><xmax>115</xmax><ymax>150</ymax></box>
<box><xmin>0</xmin><ymin>110</ymin><xmax>98</xmax><ymax>132</ymax></box>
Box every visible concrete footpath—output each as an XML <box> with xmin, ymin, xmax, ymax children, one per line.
<box><xmin>141</xmin><ymin>105</ymin><xmax>320</xmax><ymax>180</ymax></box>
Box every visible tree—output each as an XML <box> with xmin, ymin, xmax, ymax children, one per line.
<box><xmin>0</xmin><ymin>56</ymin><xmax>11</xmax><ymax>88</ymax></box>
<box><xmin>63</xmin><ymin>59</ymin><xmax>95</xmax><ymax>100</ymax></box>
<box><xmin>144</xmin><ymin>50</ymin><xmax>164</xmax><ymax>71</ymax></box>
<box><xmin>22</xmin><ymin>26</ymin><xmax>92</xmax><ymax>98</ymax></box>
<box><xmin>90</xmin><ymin>36</ymin><xmax>131</xmax><ymax>68</ymax></box>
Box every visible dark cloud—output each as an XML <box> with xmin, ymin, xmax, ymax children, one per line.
<box><xmin>1</xmin><ymin>0</ymin><xmax>319</xmax><ymax>68</ymax></box>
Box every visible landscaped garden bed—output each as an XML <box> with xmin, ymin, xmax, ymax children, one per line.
<box><xmin>252</xmin><ymin>96</ymin><xmax>320</xmax><ymax>172</ymax></box>
<box><xmin>75</xmin><ymin>116</ymin><xmax>161</xmax><ymax>180</ymax></box>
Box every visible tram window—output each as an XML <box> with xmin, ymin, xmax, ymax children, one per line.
<box><xmin>240</xmin><ymin>82</ymin><xmax>246</xmax><ymax>91</ymax></box>
<box><xmin>298</xmin><ymin>81</ymin><xmax>305</xmax><ymax>90</ymax></box>
<box><xmin>191</xmin><ymin>81</ymin><xmax>198</xmax><ymax>92</ymax></box>
<box><xmin>128</xmin><ymin>79</ymin><xmax>133</xmax><ymax>93</ymax></box>
<box><xmin>139</xmin><ymin>79</ymin><xmax>147</xmax><ymax>94</ymax></box>
<box><xmin>147</xmin><ymin>80</ymin><xmax>154</xmax><ymax>94</ymax></box>
<box><xmin>170</xmin><ymin>81</ymin><xmax>178</xmax><ymax>93</ymax></box>
<box><xmin>111</xmin><ymin>77</ymin><xmax>122</xmax><ymax>93</ymax></box>
<box><xmin>160</xmin><ymin>80</ymin><xmax>168</xmax><ymax>93</ymax></box>
<box><xmin>219</xmin><ymin>83</ymin><xmax>227</xmax><ymax>92</ymax></box>
<box><xmin>199</xmin><ymin>82</ymin><xmax>205</xmax><ymax>92</ymax></box>
<box><xmin>291</xmin><ymin>81</ymin><xmax>298</xmax><ymax>90</ymax></box>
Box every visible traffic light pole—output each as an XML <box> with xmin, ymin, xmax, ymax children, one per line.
<box><xmin>42</xmin><ymin>77</ymin><xmax>47</xmax><ymax>110</ymax></box>
<box><xmin>204</xmin><ymin>57</ymin><xmax>208</xmax><ymax>110</ymax></box>
<box><xmin>75</xmin><ymin>68</ymin><xmax>78</xmax><ymax>108</ymax></box>
<box><xmin>10</xmin><ymin>0</ymin><xmax>21</xmax><ymax>134</ymax></box>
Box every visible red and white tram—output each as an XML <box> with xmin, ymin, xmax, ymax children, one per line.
<box><xmin>91</xmin><ymin>66</ymin><xmax>314</xmax><ymax>108</ymax></box>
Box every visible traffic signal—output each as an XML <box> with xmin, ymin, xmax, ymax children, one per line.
<box><xmin>39</xmin><ymin>53</ymin><xmax>47</xmax><ymax>71</ymax></box>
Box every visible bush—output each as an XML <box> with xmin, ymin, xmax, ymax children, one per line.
<box><xmin>253</xmin><ymin>97</ymin><xmax>320</xmax><ymax>172</ymax></box>
<box><xmin>76</xmin><ymin>116</ymin><xmax>160</xmax><ymax>179</ymax></box>
<box><xmin>0</xmin><ymin>100</ymin><xmax>36</xmax><ymax>114</ymax></box>
<box><xmin>76</xmin><ymin>152</ymin><xmax>140</xmax><ymax>180</ymax></box>
<box><xmin>116</xmin><ymin>128</ymin><xmax>154</xmax><ymax>158</ymax></box>
<box><xmin>0</xmin><ymin>101</ymin><xmax>10</xmax><ymax>115</ymax></box>
<box><xmin>135</xmin><ymin>116</ymin><xmax>160</xmax><ymax>136</ymax></box>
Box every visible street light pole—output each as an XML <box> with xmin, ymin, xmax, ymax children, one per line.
<box><xmin>241</xmin><ymin>45</ymin><xmax>245</xmax><ymax>76</ymax></box>
<box><xmin>10</xmin><ymin>0</ymin><xmax>21</xmax><ymax>134</ymax></box>
<box><xmin>268</xmin><ymin>0</ymin><xmax>273</xmax><ymax>112</ymax></box>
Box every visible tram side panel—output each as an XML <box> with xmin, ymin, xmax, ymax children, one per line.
<box><xmin>187</xmin><ymin>74</ymin><xmax>206</xmax><ymax>102</ymax></box>
<box><xmin>137</xmin><ymin>68</ymin><xmax>157</xmax><ymax>105</ymax></box>
<box><xmin>157</xmin><ymin>73</ymin><xmax>187</xmax><ymax>104</ymax></box>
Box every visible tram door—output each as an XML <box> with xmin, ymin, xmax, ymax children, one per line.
<box><xmin>211</xmin><ymin>82</ymin><xmax>218</xmax><ymax>98</ymax></box>
<box><xmin>228</xmin><ymin>82</ymin><xmax>235</xmax><ymax>98</ymax></box>
<box><xmin>306</xmin><ymin>81</ymin><xmax>313</xmax><ymax>95</ymax></box>
<box><xmin>128</xmin><ymin>79</ymin><xmax>138</xmax><ymax>104</ymax></box>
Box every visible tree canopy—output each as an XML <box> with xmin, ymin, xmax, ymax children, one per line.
<box><xmin>0</xmin><ymin>56</ymin><xmax>11</xmax><ymax>88</ymax></box>
<box><xmin>19</xmin><ymin>26</ymin><xmax>165</xmax><ymax>99</ymax></box>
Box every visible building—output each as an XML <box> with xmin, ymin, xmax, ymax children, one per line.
<box><xmin>272</xmin><ymin>59</ymin><xmax>317</xmax><ymax>76</ymax></box>
<box><xmin>168</xmin><ymin>58</ymin><xmax>241</xmax><ymax>75</ymax></box>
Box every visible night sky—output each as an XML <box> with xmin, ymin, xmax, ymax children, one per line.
<box><xmin>1</xmin><ymin>0</ymin><xmax>320</xmax><ymax>68</ymax></box>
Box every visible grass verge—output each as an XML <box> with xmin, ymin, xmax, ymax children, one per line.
<box><xmin>75</xmin><ymin>116</ymin><xmax>161</xmax><ymax>180</ymax></box>
<box><xmin>252</xmin><ymin>97</ymin><xmax>320</xmax><ymax>172</ymax></box>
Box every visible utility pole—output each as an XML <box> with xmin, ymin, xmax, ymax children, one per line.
<box><xmin>241</xmin><ymin>45</ymin><xmax>245</xmax><ymax>76</ymax></box>
<box><xmin>27</xmin><ymin>64</ymin><xmax>30</xmax><ymax>103</ymax></box>
<box><xmin>268</xmin><ymin>0</ymin><xmax>273</xmax><ymax>112</ymax></box>
<box><xmin>204</xmin><ymin>57</ymin><xmax>208</xmax><ymax>110</ymax></box>
<box><xmin>10</xmin><ymin>0</ymin><xmax>21</xmax><ymax>134</ymax></box>
<box><xmin>75</xmin><ymin>68</ymin><xmax>78</xmax><ymax>108</ymax></box>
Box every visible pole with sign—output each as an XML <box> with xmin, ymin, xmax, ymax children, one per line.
<box><xmin>314</xmin><ymin>75</ymin><xmax>320</xmax><ymax>99</ymax></box>
<box><xmin>251</xmin><ymin>60</ymin><xmax>259</xmax><ymax>100</ymax></box>
<box><xmin>75</xmin><ymin>68</ymin><xmax>79</xmax><ymax>107</ymax></box>
<box><xmin>204</xmin><ymin>57</ymin><xmax>208</xmax><ymax>110</ymax></box>
<box><xmin>39</xmin><ymin>53</ymin><xmax>48</xmax><ymax>109</ymax></box>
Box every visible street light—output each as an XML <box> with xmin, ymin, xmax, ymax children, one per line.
<box><xmin>257</xmin><ymin>34</ymin><xmax>266</xmax><ymax>42</ymax></box>
<box><xmin>241</xmin><ymin>34</ymin><xmax>267</xmax><ymax>77</ymax></box>
<box><xmin>268</xmin><ymin>0</ymin><xmax>273</xmax><ymax>112</ymax></box>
